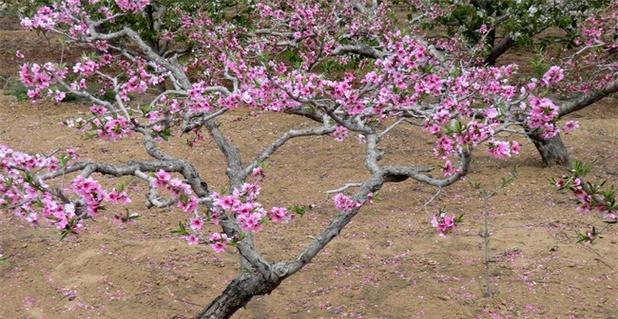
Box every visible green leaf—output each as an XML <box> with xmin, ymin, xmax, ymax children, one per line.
<box><xmin>179</xmin><ymin>193</ymin><xmax>189</xmax><ymax>204</ymax></box>
<box><xmin>288</xmin><ymin>204</ymin><xmax>309</xmax><ymax>217</ymax></box>
<box><xmin>257</xmin><ymin>160</ymin><xmax>269</xmax><ymax>169</ymax></box>
<box><xmin>467</xmin><ymin>179</ymin><xmax>482</xmax><ymax>190</ymax></box>
<box><xmin>32</xmin><ymin>198</ymin><xmax>43</xmax><ymax>209</ymax></box>
<box><xmin>83</xmin><ymin>131</ymin><xmax>98</xmax><ymax>140</ymax></box>
<box><xmin>159</xmin><ymin>127</ymin><xmax>172</xmax><ymax>141</ymax></box>
<box><xmin>59</xmin><ymin>219</ymin><xmax>79</xmax><ymax>240</ymax></box>
<box><xmin>3</xmin><ymin>177</ymin><xmax>13</xmax><ymax>188</ymax></box>
<box><xmin>59</xmin><ymin>154</ymin><xmax>69</xmax><ymax>168</ymax></box>
<box><xmin>140</xmin><ymin>104</ymin><xmax>152</xmax><ymax>116</ymax></box>
<box><xmin>372</xmin><ymin>191</ymin><xmax>382</xmax><ymax>201</ymax></box>
<box><xmin>171</xmin><ymin>222</ymin><xmax>189</xmax><ymax>235</ymax></box>
<box><xmin>115</xmin><ymin>182</ymin><xmax>126</xmax><ymax>192</ymax></box>
<box><xmin>454</xmin><ymin>214</ymin><xmax>464</xmax><ymax>224</ymax></box>
<box><xmin>22</xmin><ymin>171</ymin><xmax>34</xmax><ymax>185</ymax></box>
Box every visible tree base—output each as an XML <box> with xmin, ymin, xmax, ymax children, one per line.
<box><xmin>196</xmin><ymin>273</ymin><xmax>280</xmax><ymax>319</ymax></box>
<box><xmin>528</xmin><ymin>131</ymin><xmax>571</xmax><ymax>167</ymax></box>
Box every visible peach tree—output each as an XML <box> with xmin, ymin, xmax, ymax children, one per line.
<box><xmin>1</xmin><ymin>0</ymin><xmax>616</xmax><ymax>318</ymax></box>
<box><xmin>405</xmin><ymin>0</ymin><xmax>618</xmax><ymax>166</ymax></box>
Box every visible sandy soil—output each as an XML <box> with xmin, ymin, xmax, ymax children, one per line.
<box><xmin>0</xmin><ymin>15</ymin><xmax>617</xmax><ymax>319</ymax></box>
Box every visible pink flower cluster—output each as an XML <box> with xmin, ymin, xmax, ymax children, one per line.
<box><xmin>173</xmin><ymin>182</ymin><xmax>295</xmax><ymax>252</ymax></box>
<box><xmin>331</xmin><ymin>125</ymin><xmax>349</xmax><ymax>142</ymax></box>
<box><xmin>333</xmin><ymin>193</ymin><xmax>358</xmax><ymax>212</ymax></box>
<box><xmin>211</xmin><ymin>183</ymin><xmax>292</xmax><ymax>233</ymax></box>
<box><xmin>20</xmin><ymin>6</ymin><xmax>58</xmax><ymax>30</ymax></box>
<box><xmin>120</xmin><ymin>75</ymin><xmax>148</xmax><ymax>100</ymax></box>
<box><xmin>187</xmin><ymin>81</ymin><xmax>213</xmax><ymax>112</ymax></box>
<box><xmin>71</xmin><ymin>176</ymin><xmax>108</xmax><ymax>216</ymax></box>
<box><xmin>431</xmin><ymin>212</ymin><xmax>457</xmax><ymax>237</ymax></box>
<box><xmin>95</xmin><ymin>116</ymin><xmax>132</xmax><ymax>141</ymax></box>
<box><xmin>541</xmin><ymin>66</ymin><xmax>564</xmax><ymax>87</ymax></box>
<box><xmin>0</xmin><ymin>145</ymin><xmax>131</xmax><ymax>232</ymax></box>
<box><xmin>208</xmin><ymin>232</ymin><xmax>231</xmax><ymax>253</ymax></box>
<box><xmin>19</xmin><ymin>63</ymin><xmax>65</xmax><ymax>100</ymax></box>
<box><xmin>115</xmin><ymin>0</ymin><xmax>150</xmax><ymax>13</ymax></box>
<box><xmin>107</xmin><ymin>188</ymin><xmax>132</xmax><ymax>204</ymax></box>
<box><xmin>0</xmin><ymin>145</ymin><xmax>74</xmax><ymax>231</ymax></box>
<box><xmin>150</xmin><ymin>170</ymin><xmax>198</xmax><ymax>213</ymax></box>
<box><xmin>269</xmin><ymin>207</ymin><xmax>292</xmax><ymax>223</ymax></box>
<box><xmin>0</xmin><ymin>145</ymin><xmax>60</xmax><ymax>171</ymax></box>
<box><xmin>524</xmin><ymin>96</ymin><xmax>560</xmax><ymax>139</ymax></box>
<box><xmin>555</xmin><ymin>174</ymin><xmax>617</xmax><ymax>223</ymax></box>
<box><xmin>487</xmin><ymin>140</ymin><xmax>520</xmax><ymax>159</ymax></box>
<box><xmin>73</xmin><ymin>58</ymin><xmax>100</xmax><ymax>77</ymax></box>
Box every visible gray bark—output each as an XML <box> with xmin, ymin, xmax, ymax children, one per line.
<box><xmin>558</xmin><ymin>79</ymin><xmax>618</xmax><ymax>117</ymax></box>
<box><xmin>527</xmin><ymin>130</ymin><xmax>570</xmax><ymax>167</ymax></box>
<box><xmin>196</xmin><ymin>273</ymin><xmax>280</xmax><ymax>319</ymax></box>
<box><xmin>485</xmin><ymin>36</ymin><xmax>514</xmax><ymax>66</ymax></box>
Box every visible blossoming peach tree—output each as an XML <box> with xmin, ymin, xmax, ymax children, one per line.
<box><xmin>1</xmin><ymin>0</ymin><xmax>616</xmax><ymax>318</ymax></box>
<box><xmin>409</xmin><ymin>0</ymin><xmax>618</xmax><ymax>166</ymax></box>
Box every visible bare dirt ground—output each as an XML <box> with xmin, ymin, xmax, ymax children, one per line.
<box><xmin>0</xmin><ymin>16</ymin><xmax>617</xmax><ymax>319</ymax></box>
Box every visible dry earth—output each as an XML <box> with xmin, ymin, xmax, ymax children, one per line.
<box><xmin>0</xmin><ymin>15</ymin><xmax>617</xmax><ymax>319</ymax></box>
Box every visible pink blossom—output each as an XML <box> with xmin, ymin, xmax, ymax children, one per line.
<box><xmin>478</xmin><ymin>24</ymin><xmax>489</xmax><ymax>34</ymax></box>
<box><xmin>20</xmin><ymin>7</ymin><xmax>57</xmax><ymax>30</ymax></box>
<box><xmin>178</xmin><ymin>196</ymin><xmax>199</xmax><ymax>213</ymax></box>
<box><xmin>269</xmin><ymin>207</ymin><xmax>292</xmax><ymax>223</ymax></box>
<box><xmin>98</xmin><ymin>116</ymin><xmax>131</xmax><ymax>141</ymax></box>
<box><xmin>239</xmin><ymin>183</ymin><xmax>261</xmax><ymax>201</ymax></box>
<box><xmin>208</xmin><ymin>232</ymin><xmax>230</xmax><ymax>253</ymax></box>
<box><xmin>487</xmin><ymin>140</ymin><xmax>511</xmax><ymax>158</ymax></box>
<box><xmin>189</xmin><ymin>217</ymin><xmax>203</xmax><ymax>230</ymax></box>
<box><xmin>431</xmin><ymin>212</ymin><xmax>457</xmax><ymax>236</ymax></box>
<box><xmin>115</xmin><ymin>0</ymin><xmax>150</xmax><ymax>13</ymax></box>
<box><xmin>53</xmin><ymin>91</ymin><xmax>66</xmax><ymax>103</ymax></box>
<box><xmin>443</xmin><ymin>160</ymin><xmax>455</xmax><ymax>176</ymax></box>
<box><xmin>237</xmin><ymin>212</ymin><xmax>263</xmax><ymax>232</ymax></box>
<box><xmin>233</xmin><ymin>202</ymin><xmax>255</xmax><ymax>215</ymax></box>
<box><xmin>183</xmin><ymin>234</ymin><xmax>199</xmax><ymax>245</ymax></box>
<box><xmin>168</xmin><ymin>178</ymin><xmax>192</xmax><ymax>195</ymax></box>
<box><xmin>541</xmin><ymin>66</ymin><xmax>564</xmax><ymax>86</ymax></box>
<box><xmin>217</xmin><ymin>195</ymin><xmax>239</xmax><ymax>210</ymax></box>
<box><xmin>562</xmin><ymin>120</ymin><xmax>579</xmax><ymax>134</ymax></box>
<box><xmin>71</xmin><ymin>176</ymin><xmax>106</xmax><ymax>216</ymax></box>
<box><xmin>73</xmin><ymin>59</ymin><xmax>100</xmax><ymax>77</ymax></box>
<box><xmin>485</xmin><ymin>108</ymin><xmax>499</xmax><ymax>119</ymax></box>
<box><xmin>152</xmin><ymin>170</ymin><xmax>171</xmax><ymax>188</ymax></box>
<box><xmin>106</xmin><ymin>189</ymin><xmax>131</xmax><ymax>204</ymax></box>
<box><xmin>89</xmin><ymin>105</ymin><xmax>107</xmax><ymax>115</ymax></box>
<box><xmin>331</xmin><ymin>125</ymin><xmax>348</xmax><ymax>142</ymax></box>
<box><xmin>251</xmin><ymin>167</ymin><xmax>265</xmax><ymax>179</ymax></box>
<box><xmin>333</xmin><ymin>193</ymin><xmax>356</xmax><ymax>212</ymax></box>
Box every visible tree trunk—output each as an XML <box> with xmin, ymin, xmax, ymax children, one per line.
<box><xmin>196</xmin><ymin>273</ymin><xmax>280</xmax><ymax>319</ymax></box>
<box><xmin>527</xmin><ymin>130</ymin><xmax>570</xmax><ymax>167</ymax></box>
<box><xmin>485</xmin><ymin>37</ymin><xmax>514</xmax><ymax>66</ymax></box>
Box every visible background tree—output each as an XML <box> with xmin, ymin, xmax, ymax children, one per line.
<box><xmin>405</xmin><ymin>0</ymin><xmax>617</xmax><ymax>166</ymax></box>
